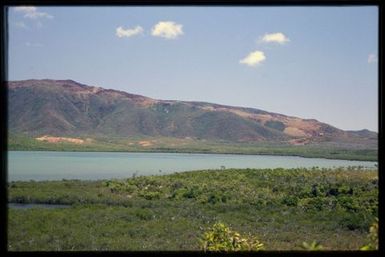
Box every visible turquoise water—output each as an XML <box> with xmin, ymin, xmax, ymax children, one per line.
<box><xmin>7</xmin><ymin>151</ymin><xmax>376</xmax><ymax>181</ymax></box>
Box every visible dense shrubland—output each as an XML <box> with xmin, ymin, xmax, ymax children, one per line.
<box><xmin>8</xmin><ymin>133</ymin><xmax>378</xmax><ymax>161</ymax></box>
<box><xmin>8</xmin><ymin>167</ymin><xmax>378</xmax><ymax>251</ymax></box>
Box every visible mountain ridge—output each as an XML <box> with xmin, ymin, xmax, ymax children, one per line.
<box><xmin>8</xmin><ymin>79</ymin><xmax>353</xmax><ymax>124</ymax></box>
<box><xmin>7</xmin><ymin>79</ymin><xmax>377</xmax><ymax>149</ymax></box>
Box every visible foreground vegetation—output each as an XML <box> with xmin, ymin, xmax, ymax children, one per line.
<box><xmin>8</xmin><ymin>167</ymin><xmax>378</xmax><ymax>251</ymax></box>
<box><xmin>8</xmin><ymin>134</ymin><xmax>378</xmax><ymax>161</ymax></box>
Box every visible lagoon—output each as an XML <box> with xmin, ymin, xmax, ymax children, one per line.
<box><xmin>7</xmin><ymin>151</ymin><xmax>376</xmax><ymax>181</ymax></box>
<box><xmin>8</xmin><ymin>151</ymin><xmax>376</xmax><ymax>181</ymax></box>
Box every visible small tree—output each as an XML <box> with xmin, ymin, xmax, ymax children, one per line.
<box><xmin>200</xmin><ymin>222</ymin><xmax>264</xmax><ymax>251</ymax></box>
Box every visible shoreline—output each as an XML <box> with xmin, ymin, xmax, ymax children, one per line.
<box><xmin>7</xmin><ymin>148</ymin><xmax>378</xmax><ymax>162</ymax></box>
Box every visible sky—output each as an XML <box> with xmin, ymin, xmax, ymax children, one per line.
<box><xmin>7</xmin><ymin>6</ymin><xmax>378</xmax><ymax>132</ymax></box>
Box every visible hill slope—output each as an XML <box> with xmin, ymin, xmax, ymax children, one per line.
<box><xmin>7</xmin><ymin>79</ymin><xmax>377</xmax><ymax>150</ymax></box>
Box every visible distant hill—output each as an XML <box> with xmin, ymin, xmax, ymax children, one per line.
<box><xmin>7</xmin><ymin>79</ymin><xmax>377</xmax><ymax>149</ymax></box>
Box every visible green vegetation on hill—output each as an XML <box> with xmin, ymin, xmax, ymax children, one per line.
<box><xmin>8</xmin><ymin>134</ymin><xmax>378</xmax><ymax>161</ymax></box>
<box><xmin>8</xmin><ymin>167</ymin><xmax>378</xmax><ymax>251</ymax></box>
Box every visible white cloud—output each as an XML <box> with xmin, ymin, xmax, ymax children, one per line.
<box><xmin>116</xmin><ymin>26</ymin><xmax>144</xmax><ymax>38</ymax></box>
<box><xmin>261</xmin><ymin>32</ymin><xmax>289</xmax><ymax>44</ymax></box>
<box><xmin>240</xmin><ymin>51</ymin><xmax>266</xmax><ymax>67</ymax></box>
<box><xmin>368</xmin><ymin>54</ymin><xmax>378</xmax><ymax>64</ymax></box>
<box><xmin>151</xmin><ymin>21</ymin><xmax>183</xmax><ymax>39</ymax></box>
<box><xmin>13</xmin><ymin>6</ymin><xmax>53</xmax><ymax>19</ymax></box>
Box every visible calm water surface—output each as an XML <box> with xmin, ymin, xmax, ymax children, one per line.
<box><xmin>8</xmin><ymin>151</ymin><xmax>376</xmax><ymax>181</ymax></box>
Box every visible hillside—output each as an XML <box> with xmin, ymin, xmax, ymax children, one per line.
<box><xmin>7</xmin><ymin>79</ymin><xmax>377</xmax><ymax>156</ymax></box>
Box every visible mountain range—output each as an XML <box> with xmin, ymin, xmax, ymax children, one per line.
<box><xmin>7</xmin><ymin>79</ymin><xmax>377</xmax><ymax>149</ymax></box>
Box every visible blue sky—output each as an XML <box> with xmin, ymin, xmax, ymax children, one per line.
<box><xmin>7</xmin><ymin>6</ymin><xmax>378</xmax><ymax>131</ymax></box>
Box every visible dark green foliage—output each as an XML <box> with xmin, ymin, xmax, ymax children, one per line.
<box><xmin>339</xmin><ymin>212</ymin><xmax>373</xmax><ymax>231</ymax></box>
<box><xmin>8</xmin><ymin>167</ymin><xmax>378</xmax><ymax>251</ymax></box>
<box><xmin>281</xmin><ymin>195</ymin><xmax>298</xmax><ymax>207</ymax></box>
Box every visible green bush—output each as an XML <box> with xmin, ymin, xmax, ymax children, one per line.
<box><xmin>134</xmin><ymin>209</ymin><xmax>153</xmax><ymax>221</ymax></box>
<box><xmin>207</xmin><ymin>194</ymin><xmax>222</xmax><ymax>204</ymax></box>
<box><xmin>200</xmin><ymin>222</ymin><xmax>264</xmax><ymax>251</ymax></box>
<box><xmin>339</xmin><ymin>213</ymin><xmax>372</xmax><ymax>231</ymax></box>
<box><xmin>182</xmin><ymin>186</ymin><xmax>201</xmax><ymax>199</ymax></box>
<box><xmin>299</xmin><ymin>197</ymin><xmax>325</xmax><ymax>211</ymax></box>
<box><xmin>139</xmin><ymin>191</ymin><xmax>161</xmax><ymax>200</ymax></box>
<box><xmin>337</xmin><ymin>196</ymin><xmax>359</xmax><ymax>212</ymax></box>
<box><xmin>281</xmin><ymin>195</ymin><xmax>298</xmax><ymax>207</ymax></box>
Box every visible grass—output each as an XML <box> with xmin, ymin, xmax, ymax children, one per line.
<box><xmin>8</xmin><ymin>167</ymin><xmax>378</xmax><ymax>251</ymax></box>
<box><xmin>8</xmin><ymin>133</ymin><xmax>378</xmax><ymax>161</ymax></box>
